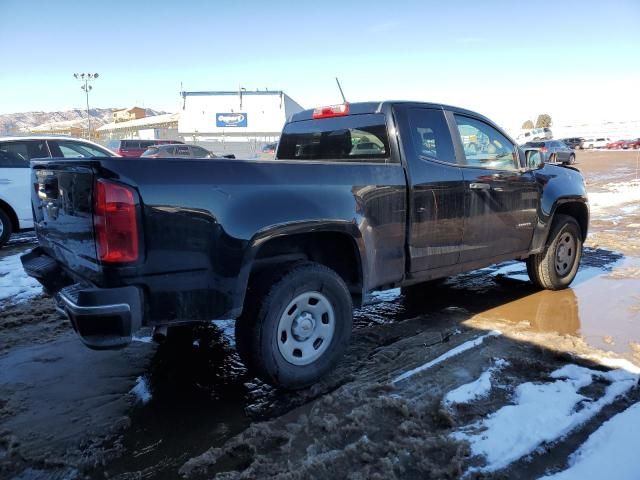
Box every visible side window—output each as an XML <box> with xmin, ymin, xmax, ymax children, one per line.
<box><xmin>407</xmin><ymin>108</ymin><xmax>455</xmax><ymax>164</ymax></box>
<box><xmin>0</xmin><ymin>141</ymin><xmax>48</xmax><ymax>167</ymax></box>
<box><xmin>454</xmin><ymin>115</ymin><xmax>518</xmax><ymax>170</ymax></box>
<box><xmin>191</xmin><ymin>146</ymin><xmax>209</xmax><ymax>157</ymax></box>
<box><xmin>56</xmin><ymin>141</ymin><xmax>109</xmax><ymax>158</ymax></box>
<box><xmin>175</xmin><ymin>145</ymin><xmax>191</xmax><ymax>156</ymax></box>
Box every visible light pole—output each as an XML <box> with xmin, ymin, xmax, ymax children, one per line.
<box><xmin>73</xmin><ymin>73</ymin><xmax>99</xmax><ymax>139</ymax></box>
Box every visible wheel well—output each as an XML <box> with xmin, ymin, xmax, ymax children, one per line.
<box><xmin>0</xmin><ymin>200</ymin><xmax>19</xmax><ymax>232</ymax></box>
<box><xmin>250</xmin><ymin>232</ymin><xmax>364</xmax><ymax>304</ymax></box>
<box><xmin>555</xmin><ymin>202</ymin><xmax>588</xmax><ymax>240</ymax></box>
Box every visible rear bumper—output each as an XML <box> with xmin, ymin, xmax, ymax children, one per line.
<box><xmin>21</xmin><ymin>247</ymin><xmax>143</xmax><ymax>350</ymax></box>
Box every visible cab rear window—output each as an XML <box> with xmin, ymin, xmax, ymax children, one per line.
<box><xmin>276</xmin><ymin>114</ymin><xmax>391</xmax><ymax>163</ymax></box>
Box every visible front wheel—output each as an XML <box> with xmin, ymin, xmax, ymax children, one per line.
<box><xmin>235</xmin><ymin>263</ymin><xmax>353</xmax><ymax>389</ymax></box>
<box><xmin>527</xmin><ymin>214</ymin><xmax>582</xmax><ymax>290</ymax></box>
<box><xmin>0</xmin><ymin>209</ymin><xmax>12</xmax><ymax>248</ymax></box>
<box><xmin>565</xmin><ymin>154</ymin><xmax>576</xmax><ymax>165</ymax></box>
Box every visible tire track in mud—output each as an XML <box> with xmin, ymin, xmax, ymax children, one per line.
<box><xmin>177</xmin><ymin>322</ymin><xmax>639</xmax><ymax>480</ymax></box>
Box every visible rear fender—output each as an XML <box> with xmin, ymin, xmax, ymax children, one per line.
<box><xmin>231</xmin><ymin>220</ymin><xmax>367</xmax><ymax>317</ymax></box>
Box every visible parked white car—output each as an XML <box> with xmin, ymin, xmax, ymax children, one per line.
<box><xmin>0</xmin><ymin>136</ymin><xmax>117</xmax><ymax>246</ymax></box>
<box><xmin>582</xmin><ymin>137</ymin><xmax>611</xmax><ymax>149</ymax></box>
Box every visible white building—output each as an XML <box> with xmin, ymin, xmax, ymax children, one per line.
<box><xmin>178</xmin><ymin>90</ymin><xmax>304</xmax><ymax>156</ymax></box>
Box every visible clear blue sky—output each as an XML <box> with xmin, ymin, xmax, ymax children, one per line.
<box><xmin>1</xmin><ymin>0</ymin><xmax>638</xmax><ymax>130</ymax></box>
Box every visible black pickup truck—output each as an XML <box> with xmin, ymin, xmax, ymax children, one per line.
<box><xmin>22</xmin><ymin>101</ymin><xmax>588</xmax><ymax>388</ymax></box>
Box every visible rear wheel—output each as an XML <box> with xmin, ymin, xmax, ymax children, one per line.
<box><xmin>0</xmin><ymin>209</ymin><xmax>12</xmax><ymax>248</ymax></box>
<box><xmin>527</xmin><ymin>214</ymin><xmax>582</xmax><ymax>290</ymax></box>
<box><xmin>566</xmin><ymin>154</ymin><xmax>576</xmax><ymax>165</ymax></box>
<box><xmin>235</xmin><ymin>262</ymin><xmax>353</xmax><ymax>389</ymax></box>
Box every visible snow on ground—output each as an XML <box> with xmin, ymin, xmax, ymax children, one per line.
<box><xmin>443</xmin><ymin>358</ymin><xmax>509</xmax><ymax>407</ymax></box>
<box><xmin>130</xmin><ymin>376</ymin><xmax>152</xmax><ymax>404</ymax></box>
<box><xmin>369</xmin><ymin>287</ymin><xmax>401</xmax><ymax>303</ymax></box>
<box><xmin>212</xmin><ymin>319</ymin><xmax>235</xmax><ymax>346</ymax></box>
<box><xmin>453</xmin><ymin>364</ymin><xmax>639</xmax><ymax>473</ymax></box>
<box><xmin>0</xmin><ymin>252</ymin><xmax>42</xmax><ymax>304</ymax></box>
<box><xmin>540</xmin><ymin>402</ymin><xmax>640</xmax><ymax>480</ymax></box>
<box><xmin>392</xmin><ymin>331</ymin><xmax>502</xmax><ymax>384</ymax></box>
<box><xmin>588</xmin><ymin>180</ymin><xmax>640</xmax><ymax>212</ymax></box>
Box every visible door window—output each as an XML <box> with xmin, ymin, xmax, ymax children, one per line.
<box><xmin>407</xmin><ymin>108</ymin><xmax>456</xmax><ymax>164</ymax></box>
<box><xmin>54</xmin><ymin>141</ymin><xmax>111</xmax><ymax>158</ymax></box>
<box><xmin>454</xmin><ymin>115</ymin><xmax>519</xmax><ymax>170</ymax></box>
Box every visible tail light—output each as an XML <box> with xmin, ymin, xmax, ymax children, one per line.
<box><xmin>312</xmin><ymin>103</ymin><xmax>349</xmax><ymax>119</ymax></box>
<box><xmin>94</xmin><ymin>179</ymin><xmax>139</xmax><ymax>263</ymax></box>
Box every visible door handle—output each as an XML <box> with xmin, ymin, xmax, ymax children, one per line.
<box><xmin>469</xmin><ymin>182</ymin><xmax>491</xmax><ymax>191</ymax></box>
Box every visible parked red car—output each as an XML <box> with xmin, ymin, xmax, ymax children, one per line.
<box><xmin>106</xmin><ymin>139</ymin><xmax>184</xmax><ymax>157</ymax></box>
<box><xmin>625</xmin><ymin>138</ymin><xmax>640</xmax><ymax>149</ymax></box>
<box><xmin>606</xmin><ymin>139</ymin><xmax>627</xmax><ymax>149</ymax></box>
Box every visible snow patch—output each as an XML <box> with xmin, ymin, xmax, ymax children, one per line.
<box><xmin>454</xmin><ymin>364</ymin><xmax>638</xmax><ymax>473</ymax></box>
<box><xmin>0</xmin><ymin>252</ymin><xmax>42</xmax><ymax>304</ymax></box>
<box><xmin>588</xmin><ymin>180</ymin><xmax>640</xmax><ymax>212</ymax></box>
<box><xmin>132</xmin><ymin>335</ymin><xmax>153</xmax><ymax>344</ymax></box>
<box><xmin>211</xmin><ymin>319</ymin><xmax>235</xmax><ymax>347</ymax></box>
<box><xmin>443</xmin><ymin>359</ymin><xmax>509</xmax><ymax>407</ymax></box>
<box><xmin>130</xmin><ymin>376</ymin><xmax>152</xmax><ymax>404</ymax></box>
<box><xmin>392</xmin><ymin>331</ymin><xmax>502</xmax><ymax>384</ymax></box>
<box><xmin>540</xmin><ymin>402</ymin><xmax>640</xmax><ymax>480</ymax></box>
<box><xmin>371</xmin><ymin>287</ymin><xmax>401</xmax><ymax>302</ymax></box>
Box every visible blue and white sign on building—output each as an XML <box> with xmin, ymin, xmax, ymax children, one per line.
<box><xmin>216</xmin><ymin>113</ymin><xmax>247</xmax><ymax>128</ymax></box>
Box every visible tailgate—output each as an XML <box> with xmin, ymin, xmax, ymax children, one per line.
<box><xmin>31</xmin><ymin>160</ymin><xmax>100</xmax><ymax>275</ymax></box>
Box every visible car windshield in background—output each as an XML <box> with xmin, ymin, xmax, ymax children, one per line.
<box><xmin>276</xmin><ymin>114</ymin><xmax>390</xmax><ymax>162</ymax></box>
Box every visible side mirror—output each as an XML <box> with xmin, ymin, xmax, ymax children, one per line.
<box><xmin>525</xmin><ymin>149</ymin><xmax>544</xmax><ymax>170</ymax></box>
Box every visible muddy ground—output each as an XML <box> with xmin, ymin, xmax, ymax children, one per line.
<box><xmin>1</xmin><ymin>150</ymin><xmax>639</xmax><ymax>479</ymax></box>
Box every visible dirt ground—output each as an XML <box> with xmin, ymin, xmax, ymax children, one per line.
<box><xmin>1</xmin><ymin>150</ymin><xmax>639</xmax><ymax>480</ymax></box>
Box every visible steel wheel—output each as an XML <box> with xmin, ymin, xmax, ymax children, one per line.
<box><xmin>277</xmin><ymin>291</ymin><xmax>335</xmax><ymax>366</ymax></box>
<box><xmin>555</xmin><ymin>231</ymin><xmax>576</xmax><ymax>276</ymax></box>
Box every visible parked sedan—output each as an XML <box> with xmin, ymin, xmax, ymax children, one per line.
<box><xmin>141</xmin><ymin>144</ymin><xmax>215</xmax><ymax>158</ymax></box>
<box><xmin>561</xmin><ymin>137</ymin><xmax>584</xmax><ymax>150</ymax></box>
<box><xmin>0</xmin><ymin>136</ymin><xmax>117</xmax><ymax>247</ymax></box>
<box><xmin>606</xmin><ymin>139</ymin><xmax>628</xmax><ymax>149</ymax></box>
<box><xmin>522</xmin><ymin>140</ymin><xmax>576</xmax><ymax>165</ymax></box>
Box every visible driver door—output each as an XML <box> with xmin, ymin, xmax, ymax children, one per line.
<box><xmin>451</xmin><ymin>113</ymin><xmax>539</xmax><ymax>262</ymax></box>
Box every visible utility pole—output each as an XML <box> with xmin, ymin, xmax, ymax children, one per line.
<box><xmin>73</xmin><ymin>73</ymin><xmax>99</xmax><ymax>140</ymax></box>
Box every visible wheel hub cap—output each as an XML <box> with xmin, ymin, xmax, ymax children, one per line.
<box><xmin>555</xmin><ymin>232</ymin><xmax>576</xmax><ymax>276</ymax></box>
<box><xmin>292</xmin><ymin>312</ymin><xmax>315</xmax><ymax>341</ymax></box>
<box><xmin>276</xmin><ymin>291</ymin><xmax>336</xmax><ymax>366</ymax></box>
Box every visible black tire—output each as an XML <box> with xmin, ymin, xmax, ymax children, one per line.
<box><xmin>526</xmin><ymin>214</ymin><xmax>582</xmax><ymax>290</ymax></box>
<box><xmin>235</xmin><ymin>262</ymin><xmax>353</xmax><ymax>389</ymax></box>
<box><xmin>565</xmin><ymin>154</ymin><xmax>576</xmax><ymax>165</ymax></box>
<box><xmin>0</xmin><ymin>209</ymin><xmax>12</xmax><ymax>248</ymax></box>
<box><xmin>549</xmin><ymin>154</ymin><xmax>556</xmax><ymax>163</ymax></box>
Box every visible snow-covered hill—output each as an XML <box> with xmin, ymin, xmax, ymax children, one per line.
<box><xmin>0</xmin><ymin>108</ymin><xmax>166</xmax><ymax>135</ymax></box>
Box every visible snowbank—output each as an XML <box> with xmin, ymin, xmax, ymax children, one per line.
<box><xmin>454</xmin><ymin>364</ymin><xmax>638</xmax><ymax>473</ymax></box>
<box><xmin>540</xmin><ymin>402</ymin><xmax>640</xmax><ymax>480</ymax></box>
<box><xmin>0</xmin><ymin>252</ymin><xmax>42</xmax><ymax>304</ymax></box>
